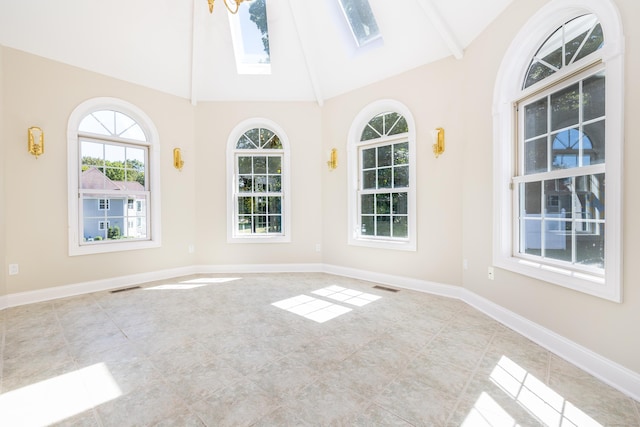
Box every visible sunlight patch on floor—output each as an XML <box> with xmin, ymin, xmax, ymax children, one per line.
<box><xmin>488</xmin><ymin>355</ymin><xmax>602</xmax><ymax>426</ymax></box>
<box><xmin>272</xmin><ymin>295</ymin><xmax>352</xmax><ymax>323</ymax></box>
<box><xmin>311</xmin><ymin>286</ymin><xmax>381</xmax><ymax>307</ymax></box>
<box><xmin>180</xmin><ymin>277</ymin><xmax>242</xmax><ymax>284</ymax></box>
<box><xmin>144</xmin><ymin>277</ymin><xmax>242</xmax><ymax>290</ymax></box>
<box><xmin>145</xmin><ymin>283</ymin><xmax>207</xmax><ymax>290</ymax></box>
<box><xmin>461</xmin><ymin>392</ymin><xmax>518</xmax><ymax>426</ymax></box>
<box><xmin>0</xmin><ymin>363</ymin><xmax>121</xmax><ymax>427</ymax></box>
<box><xmin>272</xmin><ymin>286</ymin><xmax>382</xmax><ymax>323</ymax></box>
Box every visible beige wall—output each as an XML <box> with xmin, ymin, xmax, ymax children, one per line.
<box><xmin>0</xmin><ymin>45</ymin><xmax>6</xmax><ymax>298</ymax></box>
<box><xmin>1</xmin><ymin>47</ymin><xmax>198</xmax><ymax>293</ymax></box>
<box><xmin>193</xmin><ymin>101</ymin><xmax>323</xmax><ymax>266</ymax></box>
<box><xmin>321</xmin><ymin>58</ymin><xmax>465</xmax><ymax>286</ymax></box>
<box><xmin>1</xmin><ymin>47</ymin><xmax>325</xmax><ymax>294</ymax></box>
<box><xmin>460</xmin><ymin>0</ymin><xmax>640</xmax><ymax>373</ymax></box>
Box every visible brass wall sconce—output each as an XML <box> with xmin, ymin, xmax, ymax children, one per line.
<box><xmin>173</xmin><ymin>148</ymin><xmax>184</xmax><ymax>171</ymax></box>
<box><xmin>327</xmin><ymin>148</ymin><xmax>338</xmax><ymax>171</ymax></box>
<box><xmin>432</xmin><ymin>127</ymin><xmax>445</xmax><ymax>158</ymax></box>
<box><xmin>28</xmin><ymin>126</ymin><xmax>44</xmax><ymax>159</ymax></box>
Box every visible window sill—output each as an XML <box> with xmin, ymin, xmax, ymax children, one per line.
<box><xmin>69</xmin><ymin>239</ymin><xmax>160</xmax><ymax>256</ymax></box>
<box><xmin>228</xmin><ymin>235</ymin><xmax>291</xmax><ymax>244</ymax></box>
<box><xmin>349</xmin><ymin>237</ymin><xmax>416</xmax><ymax>252</ymax></box>
<box><xmin>493</xmin><ymin>255</ymin><xmax>620</xmax><ymax>302</ymax></box>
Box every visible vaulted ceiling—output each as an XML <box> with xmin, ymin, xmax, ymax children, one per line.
<box><xmin>0</xmin><ymin>0</ymin><xmax>514</xmax><ymax>105</ymax></box>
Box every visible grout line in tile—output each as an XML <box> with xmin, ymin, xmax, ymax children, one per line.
<box><xmin>632</xmin><ymin>396</ymin><xmax>640</xmax><ymax>427</ymax></box>
<box><xmin>349</xmin><ymin>312</ymin><xmax>453</xmax><ymax>423</ymax></box>
<box><xmin>443</xmin><ymin>329</ymin><xmax>499</xmax><ymax>426</ymax></box>
<box><xmin>0</xmin><ymin>319</ymin><xmax>4</xmax><ymax>394</ymax></box>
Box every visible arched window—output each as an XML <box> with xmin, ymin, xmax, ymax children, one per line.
<box><xmin>67</xmin><ymin>98</ymin><xmax>161</xmax><ymax>255</ymax></box>
<box><xmin>493</xmin><ymin>0</ymin><xmax>624</xmax><ymax>301</ymax></box>
<box><xmin>523</xmin><ymin>14</ymin><xmax>604</xmax><ymax>89</ymax></box>
<box><xmin>348</xmin><ymin>100</ymin><xmax>416</xmax><ymax>251</ymax></box>
<box><xmin>226</xmin><ymin>119</ymin><xmax>291</xmax><ymax>243</ymax></box>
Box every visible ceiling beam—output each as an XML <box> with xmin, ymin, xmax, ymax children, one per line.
<box><xmin>286</xmin><ymin>0</ymin><xmax>324</xmax><ymax>106</ymax></box>
<box><xmin>415</xmin><ymin>0</ymin><xmax>464</xmax><ymax>60</ymax></box>
<box><xmin>190</xmin><ymin>0</ymin><xmax>199</xmax><ymax>106</ymax></box>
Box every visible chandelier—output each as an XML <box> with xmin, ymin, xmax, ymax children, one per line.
<box><xmin>207</xmin><ymin>0</ymin><xmax>246</xmax><ymax>14</ymax></box>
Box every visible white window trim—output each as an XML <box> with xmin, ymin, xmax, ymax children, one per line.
<box><xmin>493</xmin><ymin>0</ymin><xmax>624</xmax><ymax>302</ymax></box>
<box><xmin>348</xmin><ymin>99</ymin><xmax>417</xmax><ymax>251</ymax></box>
<box><xmin>226</xmin><ymin>118</ymin><xmax>291</xmax><ymax>243</ymax></box>
<box><xmin>67</xmin><ymin>97</ymin><xmax>162</xmax><ymax>256</ymax></box>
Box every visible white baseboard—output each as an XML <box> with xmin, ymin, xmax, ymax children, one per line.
<box><xmin>461</xmin><ymin>289</ymin><xmax>640</xmax><ymax>402</ymax></box>
<box><xmin>2</xmin><ymin>264</ymin><xmax>322</xmax><ymax>308</ymax></box>
<box><xmin>322</xmin><ymin>264</ymin><xmax>464</xmax><ymax>299</ymax></box>
<box><xmin>195</xmin><ymin>263</ymin><xmax>324</xmax><ymax>274</ymax></box>
<box><xmin>4</xmin><ymin>266</ymin><xmax>198</xmax><ymax>308</ymax></box>
<box><xmin>2</xmin><ymin>262</ymin><xmax>639</xmax><ymax>401</ymax></box>
<box><xmin>322</xmin><ymin>264</ymin><xmax>640</xmax><ymax>402</ymax></box>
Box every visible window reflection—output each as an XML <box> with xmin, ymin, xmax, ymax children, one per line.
<box><xmin>519</xmin><ymin>174</ymin><xmax>604</xmax><ymax>268</ymax></box>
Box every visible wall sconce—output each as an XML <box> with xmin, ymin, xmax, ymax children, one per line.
<box><xmin>173</xmin><ymin>148</ymin><xmax>184</xmax><ymax>171</ymax></box>
<box><xmin>28</xmin><ymin>126</ymin><xmax>44</xmax><ymax>159</ymax></box>
<box><xmin>431</xmin><ymin>127</ymin><xmax>445</xmax><ymax>158</ymax></box>
<box><xmin>327</xmin><ymin>148</ymin><xmax>338</xmax><ymax>171</ymax></box>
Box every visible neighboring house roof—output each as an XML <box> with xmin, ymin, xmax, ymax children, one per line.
<box><xmin>116</xmin><ymin>180</ymin><xmax>145</xmax><ymax>192</ymax></box>
<box><xmin>81</xmin><ymin>167</ymin><xmax>145</xmax><ymax>192</ymax></box>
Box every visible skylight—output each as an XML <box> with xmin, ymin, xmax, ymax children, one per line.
<box><xmin>338</xmin><ymin>0</ymin><xmax>381</xmax><ymax>47</ymax></box>
<box><xmin>228</xmin><ymin>0</ymin><xmax>271</xmax><ymax>74</ymax></box>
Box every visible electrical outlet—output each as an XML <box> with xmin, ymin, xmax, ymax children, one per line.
<box><xmin>188</xmin><ymin>244</ymin><xmax>195</xmax><ymax>254</ymax></box>
<box><xmin>9</xmin><ymin>264</ymin><xmax>19</xmax><ymax>275</ymax></box>
<box><xmin>463</xmin><ymin>259</ymin><xmax>469</xmax><ymax>270</ymax></box>
<box><xmin>488</xmin><ymin>267</ymin><xmax>495</xmax><ymax>280</ymax></box>
<box><xmin>315</xmin><ymin>243</ymin><xmax>321</xmax><ymax>252</ymax></box>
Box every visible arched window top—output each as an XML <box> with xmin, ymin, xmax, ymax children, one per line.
<box><xmin>523</xmin><ymin>14</ymin><xmax>604</xmax><ymax>89</ymax></box>
<box><xmin>79</xmin><ymin>110</ymin><xmax>147</xmax><ymax>142</ymax></box>
<box><xmin>235</xmin><ymin>127</ymin><xmax>282</xmax><ymax>150</ymax></box>
<box><xmin>360</xmin><ymin>111</ymin><xmax>408</xmax><ymax>141</ymax></box>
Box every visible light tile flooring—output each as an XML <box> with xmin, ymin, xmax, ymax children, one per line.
<box><xmin>0</xmin><ymin>273</ymin><xmax>638</xmax><ymax>426</ymax></box>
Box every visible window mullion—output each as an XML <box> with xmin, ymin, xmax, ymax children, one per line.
<box><xmin>561</xmin><ymin>25</ymin><xmax>567</xmax><ymax>68</ymax></box>
<box><xmin>547</xmin><ymin>95</ymin><xmax>552</xmax><ymax>172</ymax></box>
<box><xmin>578</xmin><ymin>79</ymin><xmax>584</xmax><ymax>168</ymax></box>
<box><xmin>540</xmin><ymin>180</ymin><xmax>546</xmax><ymax>258</ymax></box>
<box><xmin>571</xmin><ymin>176</ymin><xmax>577</xmax><ymax>264</ymax></box>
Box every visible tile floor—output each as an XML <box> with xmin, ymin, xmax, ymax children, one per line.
<box><xmin>0</xmin><ymin>273</ymin><xmax>638</xmax><ymax>426</ymax></box>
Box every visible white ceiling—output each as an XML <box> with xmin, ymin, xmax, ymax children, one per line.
<box><xmin>0</xmin><ymin>0</ymin><xmax>514</xmax><ymax>105</ymax></box>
